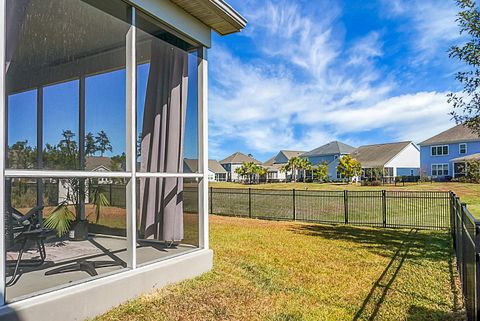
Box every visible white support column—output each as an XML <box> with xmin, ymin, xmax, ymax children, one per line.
<box><xmin>0</xmin><ymin>0</ymin><xmax>6</xmax><ymax>305</ymax></box>
<box><xmin>125</xmin><ymin>9</ymin><xmax>137</xmax><ymax>269</ymax></box>
<box><xmin>197</xmin><ymin>47</ymin><xmax>208</xmax><ymax>249</ymax></box>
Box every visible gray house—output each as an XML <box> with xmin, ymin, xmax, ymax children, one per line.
<box><xmin>0</xmin><ymin>1</ymin><xmax>245</xmax><ymax>321</ymax></box>
<box><xmin>301</xmin><ymin>141</ymin><xmax>356</xmax><ymax>181</ymax></box>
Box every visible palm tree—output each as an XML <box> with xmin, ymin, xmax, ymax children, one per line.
<box><xmin>281</xmin><ymin>157</ymin><xmax>302</xmax><ymax>182</ymax></box>
<box><xmin>85</xmin><ymin>132</ymin><xmax>96</xmax><ymax>156</ymax></box>
<box><xmin>234</xmin><ymin>165</ymin><xmax>247</xmax><ymax>183</ymax></box>
<box><xmin>256</xmin><ymin>166</ymin><xmax>267</xmax><ymax>183</ymax></box>
<box><xmin>95</xmin><ymin>130</ymin><xmax>112</xmax><ymax>156</ymax></box>
<box><xmin>298</xmin><ymin>158</ymin><xmax>312</xmax><ymax>182</ymax></box>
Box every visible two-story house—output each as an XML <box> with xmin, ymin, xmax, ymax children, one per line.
<box><xmin>301</xmin><ymin>141</ymin><xmax>356</xmax><ymax>181</ymax></box>
<box><xmin>220</xmin><ymin>152</ymin><xmax>262</xmax><ymax>182</ymax></box>
<box><xmin>419</xmin><ymin>124</ymin><xmax>480</xmax><ymax>179</ymax></box>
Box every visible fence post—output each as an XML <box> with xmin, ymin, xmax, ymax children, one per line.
<box><xmin>450</xmin><ymin>192</ymin><xmax>455</xmax><ymax>240</ymax></box>
<box><xmin>210</xmin><ymin>186</ymin><xmax>213</xmax><ymax>214</ymax></box>
<box><xmin>461</xmin><ymin>202</ymin><xmax>467</xmax><ymax>292</ymax></box>
<box><xmin>474</xmin><ymin>217</ymin><xmax>480</xmax><ymax>321</ymax></box>
<box><xmin>344</xmin><ymin>190</ymin><xmax>348</xmax><ymax>224</ymax></box>
<box><xmin>109</xmin><ymin>184</ymin><xmax>113</xmax><ymax>206</ymax></box>
<box><xmin>382</xmin><ymin>190</ymin><xmax>387</xmax><ymax>228</ymax></box>
<box><xmin>293</xmin><ymin>189</ymin><xmax>296</xmax><ymax>221</ymax></box>
<box><xmin>248</xmin><ymin>188</ymin><xmax>252</xmax><ymax>218</ymax></box>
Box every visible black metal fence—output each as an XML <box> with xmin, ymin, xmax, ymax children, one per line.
<box><xmin>451</xmin><ymin>192</ymin><xmax>480</xmax><ymax>321</ymax></box>
<box><xmin>209</xmin><ymin>188</ymin><xmax>450</xmax><ymax>230</ymax></box>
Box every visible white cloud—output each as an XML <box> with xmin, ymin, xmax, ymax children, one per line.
<box><xmin>208</xmin><ymin>0</ymin><xmax>458</xmax><ymax>160</ymax></box>
<box><xmin>381</xmin><ymin>0</ymin><xmax>460</xmax><ymax>55</ymax></box>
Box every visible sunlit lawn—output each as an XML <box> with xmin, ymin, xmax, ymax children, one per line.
<box><xmin>210</xmin><ymin>181</ymin><xmax>480</xmax><ymax>217</ymax></box>
<box><xmin>96</xmin><ymin>215</ymin><xmax>464</xmax><ymax>321</ymax></box>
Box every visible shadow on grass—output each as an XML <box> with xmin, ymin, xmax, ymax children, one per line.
<box><xmin>290</xmin><ymin>223</ymin><xmax>465</xmax><ymax>320</ymax></box>
<box><xmin>352</xmin><ymin>229</ymin><xmax>417</xmax><ymax>320</ymax></box>
<box><xmin>290</xmin><ymin>224</ymin><xmax>450</xmax><ymax>262</ymax></box>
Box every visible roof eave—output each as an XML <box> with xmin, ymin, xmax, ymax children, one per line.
<box><xmin>418</xmin><ymin>138</ymin><xmax>480</xmax><ymax>146</ymax></box>
<box><xmin>209</xmin><ymin>0</ymin><xmax>247</xmax><ymax>34</ymax></box>
<box><xmin>172</xmin><ymin>0</ymin><xmax>247</xmax><ymax>36</ymax></box>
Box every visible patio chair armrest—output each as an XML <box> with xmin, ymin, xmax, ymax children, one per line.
<box><xmin>17</xmin><ymin>205</ymin><xmax>44</xmax><ymax>224</ymax></box>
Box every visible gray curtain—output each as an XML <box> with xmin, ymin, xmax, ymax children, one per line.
<box><xmin>139</xmin><ymin>38</ymin><xmax>188</xmax><ymax>242</ymax></box>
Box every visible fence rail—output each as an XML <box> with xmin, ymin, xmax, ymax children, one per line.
<box><xmin>451</xmin><ymin>193</ymin><xmax>480</xmax><ymax>321</ymax></box>
<box><xmin>209</xmin><ymin>187</ymin><xmax>450</xmax><ymax>230</ymax></box>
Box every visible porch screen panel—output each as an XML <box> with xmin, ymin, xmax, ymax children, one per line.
<box><xmin>4</xmin><ymin>0</ymin><xmax>131</xmax><ymax>303</ymax></box>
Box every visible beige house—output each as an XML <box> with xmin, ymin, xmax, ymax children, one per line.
<box><xmin>220</xmin><ymin>152</ymin><xmax>261</xmax><ymax>182</ymax></box>
<box><xmin>184</xmin><ymin>159</ymin><xmax>227</xmax><ymax>182</ymax></box>
<box><xmin>263</xmin><ymin>150</ymin><xmax>305</xmax><ymax>181</ymax></box>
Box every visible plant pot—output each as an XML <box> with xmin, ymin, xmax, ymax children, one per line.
<box><xmin>69</xmin><ymin>220</ymin><xmax>89</xmax><ymax>241</ymax></box>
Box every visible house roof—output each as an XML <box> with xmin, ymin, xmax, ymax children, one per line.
<box><xmin>302</xmin><ymin>141</ymin><xmax>355</xmax><ymax>157</ymax></box>
<box><xmin>450</xmin><ymin>153</ymin><xmax>480</xmax><ymax>162</ymax></box>
<box><xmin>263</xmin><ymin>150</ymin><xmax>306</xmax><ymax>166</ymax></box>
<box><xmin>419</xmin><ymin>124</ymin><xmax>480</xmax><ymax>146</ymax></box>
<box><xmin>263</xmin><ymin>156</ymin><xmax>276</xmax><ymax>166</ymax></box>
<box><xmin>85</xmin><ymin>156</ymin><xmax>112</xmax><ymax>171</ymax></box>
<box><xmin>184</xmin><ymin>159</ymin><xmax>227</xmax><ymax>173</ymax></box>
<box><xmin>263</xmin><ymin>164</ymin><xmax>283</xmax><ymax>172</ymax></box>
<box><xmin>170</xmin><ymin>0</ymin><xmax>247</xmax><ymax>35</ymax></box>
<box><xmin>280</xmin><ymin>150</ymin><xmax>306</xmax><ymax>160</ymax></box>
<box><xmin>220</xmin><ymin>152</ymin><xmax>261</xmax><ymax>165</ymax></box>
<box><xmin>208</xmin><ymin>159</ymin><xmax>227</xmax><ymax>173</ymax></box>
<box><xmin>350</xmin><ymin>141</ymin><xmax>412</xmax><ymax>168</ymax></box>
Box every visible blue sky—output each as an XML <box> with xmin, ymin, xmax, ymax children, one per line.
<box><xmin>208</xmin><ymin>0</ymin><xmax>466</xmax><ymax>161</ymax></box>
<box><xmin>8</xmin><ymin>56</ymin><xmax>199</xmax><ymax>159</ymax></box>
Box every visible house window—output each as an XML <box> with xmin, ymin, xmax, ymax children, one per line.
<box><xmin>432</xmin><ymin>164</ymin><xmax>449</xmax><ymax>176</ymax></box>
<box><xmin>459</xmin><ymin>143</ymin><xmax>467</xmax><ymax>154</ymax></box>
<box><xmin>431</xmin><ymin>145</ymin><xmax>449</xmax><ymax>156</ymax></box>
<box><xmin>3</xmin><ymin>0</ymin><xmax>205</xmax><ymax>303</ymax></box>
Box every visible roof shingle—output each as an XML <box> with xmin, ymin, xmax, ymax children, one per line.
<box><xmin>184</xmin><ymin>159</ymin><xmax>227</xmax><ymax>173</ymax></box>
<box><xmin>219</xmin><ymin>152</ymin><xmax>261</xmax><ymax>165</ymax></box>
<box><xmin>302</xmin><ymin>141</ymin><xmax>355</xmax><ymax>157</ymax></box>
<box><xmin>350</xmin><ymin>141</ymin><xmax>413</xmax><ymax>168</ymax></box>
<box><xmin>419</xmin><ymin>124</ymin><xmax>480</xmax><ymax>146</ymax></box>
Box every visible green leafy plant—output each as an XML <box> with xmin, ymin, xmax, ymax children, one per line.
<box><xmin>91</xmin><ymin>187</ymin><xmax>110</xmax><ymax>223</ymax></box>
<box><xmin>313</xmin><ymin>162</ymin><xmax>329</xmax><ymax>182</ymax></box>
<box><xmin>336</xmin><ymin>155</ymin><xmax>362</xmax><ymax>183</ymax></box>
<box><xmin>43</xmin><ymin>202</ymin><xmax>75</xmax><ymax>237</ymax></box>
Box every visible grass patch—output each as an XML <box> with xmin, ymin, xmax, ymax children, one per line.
<box><xmin>96</xmin><ymin>215</ymin><xmax>464</xmax><ymax>321</ymax></box>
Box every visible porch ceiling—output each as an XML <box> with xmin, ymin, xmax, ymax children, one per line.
<box><xmin>169</xmin><ymin>0</ymin><xmax>247</xmax><ymax>35</ymax></box>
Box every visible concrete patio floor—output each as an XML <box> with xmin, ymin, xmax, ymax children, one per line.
<box><xmin>5</xmin><ymin>235</ymin><xmax>197</xmax><ymax>302</ymax></box>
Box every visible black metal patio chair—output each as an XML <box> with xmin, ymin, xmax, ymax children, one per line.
<box><xmin>5</xmin><ymin>205</ymin><xmax>55</xmax><ymax>286</ymax></box>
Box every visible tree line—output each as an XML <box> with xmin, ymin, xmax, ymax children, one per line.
<box><xmin>8</xmin><ymin>129</ymin><xmax>124</xmax><ymax>170</ymax></box>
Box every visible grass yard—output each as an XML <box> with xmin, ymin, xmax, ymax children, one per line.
<box><xmin>96</xmin><ymin>215</ymin><xmax>464</xmax><ymax>321</ymax></box>
<box><xmin>210</xmin><ymin>181</ymin><xmax>480</xmax><ymax>217</ymax></box>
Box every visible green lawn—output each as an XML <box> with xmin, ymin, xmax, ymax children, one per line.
<box><xmin>96</xmin><ymin>215</ymin><xmax>464</xmax><ymax>321</ymax></box>
<box><xmin>210</xmin><ymin>181</ymin><xmax>480</xmax><ymax>218</ymax></box>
